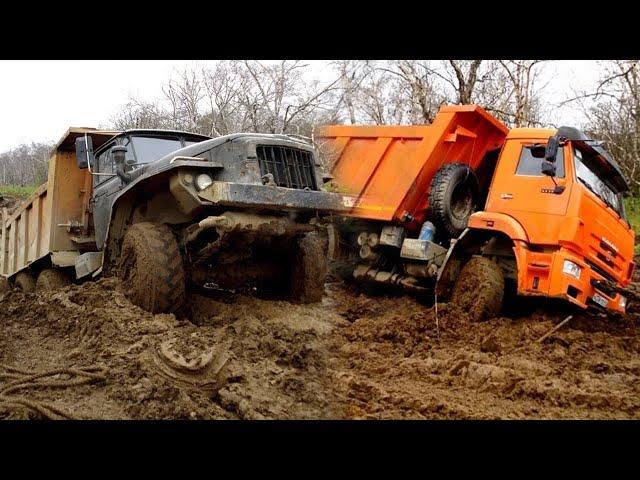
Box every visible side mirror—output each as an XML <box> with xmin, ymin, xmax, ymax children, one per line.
<box><xmin>529</xmin><ymin>144</ymin><xmax>546</xmax><ymax>158</ymax></box>
<box><xmin>111</xmin><ymin>145</ymin><xmax>128</xmax><ymax>167</ymax></box>
<box><xmin>75</xmin><ymin>136</ymin><xmax>94</xmax><ymax>169</ymax></box>
<box><xmin>541</xmin><ymin>160</ymin><xmax>556</xmax><ymax>177</ymax></box>
<box><xmin>545</xmin><ymin>135</ymin><xmax>560</xmax><ymax>163</ymax></box>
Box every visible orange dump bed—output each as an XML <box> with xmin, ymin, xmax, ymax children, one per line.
<box><xmin>316</xmin><ymin>105</ymin><xmax>508</xmax><ymax>225</ymax></box>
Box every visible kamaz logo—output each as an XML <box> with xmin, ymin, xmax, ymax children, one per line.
<box><xmin>601</xmin><ymin>236</ymin><xmax>618</xmax><ymax>253</ymax></box>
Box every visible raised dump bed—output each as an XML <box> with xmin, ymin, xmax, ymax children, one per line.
<box><xmin>1</xmin><ymin>128</ymin><xmax>119</xmax><ymax>279</ymax></box>
<box><xmin>316</xmin><ymin>105</ymin><xmax>509</xmax><ymax>228</ymax></box>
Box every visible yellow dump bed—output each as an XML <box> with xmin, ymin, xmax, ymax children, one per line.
<box><xmin>0</xmin><ymin>128</ymin><xmax>119</xmax><ymax>278</ymax></box>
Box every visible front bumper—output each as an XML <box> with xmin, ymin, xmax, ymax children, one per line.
<box><xmin>521</xmin><ymin>247</ymin><xmax>627</xmax><ymax>313</ymax></box>
<box><xmin>197</xmin><ymin>181</ymin><xmax>352</xmax><ymax>214</ymax></box>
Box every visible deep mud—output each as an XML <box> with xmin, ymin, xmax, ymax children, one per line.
<box><xmin>329</xmin><ymin>285</ymin><xmax>640</xmax><ymax>419</ymax></box>
<box><xmin>0</xmin><ymin>273</ymin><xmax>639</xmax><ymax>419</ymax></box>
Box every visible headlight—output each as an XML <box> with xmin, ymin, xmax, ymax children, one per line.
<box><xmin>562</xmin><ymin>260</ymin><xmax>581</xmax><ymax>279</ymax></box>
<box><xmin>195</xmin><ymin>173</ymin><xmax>213</xmax><ymax>191</ymax></box>
<box><xmin>619</xmin><ymin>295</ymin><xmax>627</xmax><ymax>309</ymax></box>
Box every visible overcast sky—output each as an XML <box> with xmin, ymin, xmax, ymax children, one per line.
<box><xmin>0</xmin><ymin>60</ymin><xmax>604</xmax><ymax>152</ymax></box>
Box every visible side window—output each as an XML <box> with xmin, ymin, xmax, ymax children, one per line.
<box><xmin>94</xmin><ymin>145</ymin><xmax>114</xmax><ymax>186</ymax></box>
<box><xmin>118</xmin><ymin>136</ymin><xmax>136</xmax><ymax>164</ymax></box>
<box><xmin>98</xmin><ymin>149</ymin><xmax>114</xmax><ymax>175</ymax></box>
<box><xmin>516</xmin><ymin>145</ymin><xmax>565</xmax><ymax>178</ymax></box>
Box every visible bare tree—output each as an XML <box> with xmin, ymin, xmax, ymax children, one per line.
<box><xmin>240</xmin><ymin>60</ymin><xmax>341</xmax><ymax>135</ymax></box>
<box><xmin>566</xmin><ymin>60</ymin><xmax>640</xmax><ymax>194</ymax></box>
<box><xmin>200</xmin><ymin>61</ymin><xmax>247</xmax><ymax>136</ymax></box>
<box><xmin>0</xmin><ymin>142</ymin><xmax>53</xmax><ymax>186</ymax></box>
<box><xmin>495</xmin><ymin>60</ymin><xmax>545</xmax><ymax>127</ymax></box>
<box><xmin>162</xmin><ymin>68</ymin><xmax>204</xmax><ymax>132</ymax></box>
<box><xmin>110</xmin><ymin>99</ymin><xmax>171</xmax><ymax>130</ymax></box>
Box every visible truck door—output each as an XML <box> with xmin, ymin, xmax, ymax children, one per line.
<box><xmin>487</xmin><ymin>140</ymin><xmax>571</xmax><ymax>218</ymax></box>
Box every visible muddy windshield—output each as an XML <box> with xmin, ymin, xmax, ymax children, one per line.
<box><xmin>573</xmin><ymin>147</ymin><xmax>624</xmax><ymax>217</ymax></box>
<box><xmin>130</xmin><ymin>136</ymin><xmax>183</xmax><ymax>164</ymax></box>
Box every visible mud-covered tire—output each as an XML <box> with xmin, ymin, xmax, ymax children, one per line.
<box><xmin>289</xmin><ymin>232</ymin><xmax>328</xmax><ymax>303</ymax></box>
<box><xmin>14</xmin><ymin>272</ymin><xmax>36</xmax><ymax>293</ymax></box>
<box><xmin>36</xmin><ymin>269</ymin><xmax>71</xmax><ymax>292</ymax></box>
<box><xmin>450</xmin><ymin>256</ymin><xmax>504</xmax><ymax>322</ymax></box>
<box><xmin>119</xmin><ymin>222</ymin><xmax>186</xmax><ymax>314</ymax></box>
<box><xmin>428</xmin><ymin>163</ymin><xmax>479</xmax><ymax>238</ymax></box>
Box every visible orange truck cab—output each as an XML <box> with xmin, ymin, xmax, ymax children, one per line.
<box><xmin>318</xmin><ymin>105</ymin><xmax>635</xmax><ymax>320</ymax></box>
<box><xmin>466</xmin><ymin>126</ymin><xmax>634</xmax><ymax>314</ymax></box>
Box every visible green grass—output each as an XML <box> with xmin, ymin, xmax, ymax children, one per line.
<box><xmin>0</xmin><ymin>184</ymin><xmax>39</xmax><ymax>199</ymax></box>
<box><xmin>624</xmin><ymin>197</ymin><xmax>640</xmax><ymax>255</ymax></box>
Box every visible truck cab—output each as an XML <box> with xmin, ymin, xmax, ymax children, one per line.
<box><xmin>465</xmin><ymin>126</ymin><xmax>635</xmax><ymax>313</ymax></box>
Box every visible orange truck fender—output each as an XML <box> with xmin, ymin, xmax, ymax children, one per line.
<box><xmin>467</xmin><ymin>211</ymin><xmax>529</xmax><ymax>243</ymax></box>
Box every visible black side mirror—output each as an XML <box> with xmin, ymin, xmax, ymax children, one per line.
<box><xmin>541</xmin><ymin>160</ymin><xmax>556</xmax><ymax>177</ymax></box>
<box><xmin>529</xmin><ymin>144</ymin><xmax>546</xmax><ymax>158</ymax></box>
<box><xmin>75</xmin><ymin>135</ymin><xmax>94</xmax><ymax>169</ymax></box>
<box><xmin>545</xmin><ymin>135</ymin><xmax>560</xmax><ymax>163</ymax></box>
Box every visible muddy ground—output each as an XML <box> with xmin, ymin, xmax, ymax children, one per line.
<box><xmin>1</xmin><ymin>268</ymin><xmax>639</xmax><ymax>420</ymax></box>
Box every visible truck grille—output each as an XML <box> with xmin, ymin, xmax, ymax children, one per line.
<box><xmin>257</xmin><ymin>145</ymin><xmax>317</xmax><ymax>190</ymax></box>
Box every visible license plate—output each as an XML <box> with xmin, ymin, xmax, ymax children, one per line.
<box><xmin>592</xmin><ymin>293</ymin><xmax>608</xmax><ymax>308</ymax></box>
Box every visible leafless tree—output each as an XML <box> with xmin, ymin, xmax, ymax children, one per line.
<box><xmin>200</xmin><ymin>61</ymin><xmax>248</xmax><ymax>136</ymax></box>
<box><xmin>0</xmin><ymin>142</ymin><xmax>53</xmax><ymax>186</ymax></box>
<box><xmin>493</xmin><ymin>60</ymin><xmax>545</xmax><ymax>127</ymax></box>
<box><xmin>162</xmin><ymin>68</ymin><xmax>204</xmax><ymax>132</ymax></box>
<box><xmin>564</xmin><ymin>60</ymin><xmax>640</xmax><ymax>194</ymax></box>
<box><xmin>111</xmin><ymin>99</ymin><xmax>171</xmax><ymax>130</ymax></box>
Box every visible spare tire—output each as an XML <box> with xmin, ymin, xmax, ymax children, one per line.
<box><xmin>428</xmin><ymin>163</ymin><xmax>479</xmax><ymax>238</ymax></box>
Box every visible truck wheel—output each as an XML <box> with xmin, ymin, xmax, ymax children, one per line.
<box><xmin>289</xmin><ymin>232</ymin><xmax>328</xmax><ymax>303</ymax></box>
<box><xmin>119</xmin><ymin>222</ymin><xmax>186</xmax><ymax>314</ymax></box>
<box><xmin>428</xmin><ymin>163</ymin><xmax>479</xmax><ymax>238</ymax></box>
<box><xmin>450</xmin><ymin>256</ymin><xmax>504</xmax><ymax>322</ymax></box>
<box><xmin>36</xmin><ymin>269</ymin><xmax>71</xmax><ymax>292</ymax></box>
<box><xmin>14</xmin><ymin>272</ymin><xmax>36</xmax><ymax>293</ymax></box>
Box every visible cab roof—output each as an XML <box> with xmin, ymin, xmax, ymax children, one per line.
<box><xmin>506</xmin><ymin>125</ymin><xmax>629</xmax><ymax>193</ymax></box>
<box><xmin>55</xmin><ymin>127</ymin><xmax>211</xmax><ymax>152</ymax></box>
<box><xmin>506</xmin><ymin>127</ymin><xmax>557</xmax><ymax>139</ymax></box>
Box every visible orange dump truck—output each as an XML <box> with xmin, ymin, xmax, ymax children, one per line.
<box><xmin>318</xmin><ymin>105</ymin><xmax>635</xmax><ymax>320</ymax></box>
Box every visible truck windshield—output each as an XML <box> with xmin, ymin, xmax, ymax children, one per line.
<box><xmin>573</xmin><ymin>147</ymin><xmax>624</xmax><ymax>217</ymax></box>
<box><xmin>131</xmin><ymin>136</ymin><xmax>183</xmax><ymax>164</ymax></box>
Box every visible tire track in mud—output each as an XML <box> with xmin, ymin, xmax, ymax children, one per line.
<box><xmin>0</xmin><ymin>278</ymin><xmax>349</xmax><ymax>419</ymax></box>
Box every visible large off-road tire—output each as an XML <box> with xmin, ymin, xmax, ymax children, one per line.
<box><xmin>36</xmin><ymin>268</ymin><xmax>71</xmax><ymax>292</ymax></box>
<box><xmin>289</xmin><ymin>232</ymin><xmax>328</xmax><ymax>303</ymax></box>
<box><xmin>118</xmin><ymin>222</ymin><xmax>186</xmax><ymax>314</ymax></box>
<box><xmin>14</xmin><ymin>272</ymin><xmax>36</xmax><ymax>293</ymax></box>
<box><xmin>450</xmin><ymin>256</ymin><xmax>504</xmax><ymax>322</ymax></box>
<box><xmin>428</xmin><ymin>163</ymin><xmax>479</xmax><ymax>238</ymax></box>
